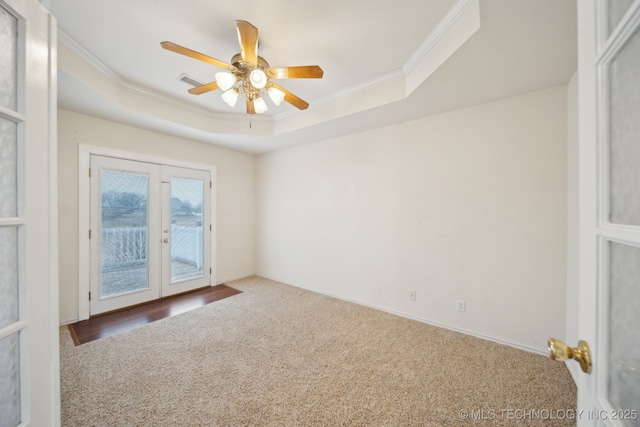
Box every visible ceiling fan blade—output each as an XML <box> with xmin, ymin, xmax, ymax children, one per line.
<box><xmin>161</xmin><ymin>41</ymin><xmax>237</xmax><ymax>71</ymax></box>
<box><xmin>267</xmin><ymin>66</ymin><xmax>324</xmax><ymax>79</ymax></box>
<box><xmin>246</xmin><ymin>99</ymin><xmax>256</xmax><ymax>114</ymax></box>
<box><xmin>236</xmin><ymin>20</ymin><xmax>258</xmax><ymax>65</ymax></box>
<box><xmin>188</xmin><ymin>81</ymin><xmax>219</xmax><ymax>95</ymax></box>
<box><xmin>269</xmin><ymin>83</ymin><xmax>310</xmax><ymax>110</ymax></box>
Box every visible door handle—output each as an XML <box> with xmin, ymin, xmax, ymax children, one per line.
<box><xmin>548</xmin><ymin>338</ymin><xmax>592</xmax><ymax>374</ymax></box>
<box><xmin>163</xmin><ymin>237</ymin><xmax>169</xmax><ymax>243</ymax></box>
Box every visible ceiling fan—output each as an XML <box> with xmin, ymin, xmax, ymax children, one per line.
<box><xmin>161</xmin><ymin>20</ymin><xmax>324</xmax><ymax>115</ymax></box>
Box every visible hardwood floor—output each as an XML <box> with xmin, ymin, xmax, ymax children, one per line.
<box><xmin>67</xmin><ymin>284</ymin><xmax>242</xmax><ymax>345</ymax></box>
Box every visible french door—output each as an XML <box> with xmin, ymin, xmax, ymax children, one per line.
<box><xmin>0</xmin><ymin>0</ymin><xmax>58</xmax><ymax>425</ymax></box>
<box><xmin>90</xmin><ymin>155</ymin><xmax>211</xmax><ymax>315</ymax></box>
<box><xmin>161</xmin><ymin>165</ymin><xmax>211</xmax><ymax>296</ymax></box>
<box><xmin>572</xmin><ymin>0</ymin><xmax>640</xmax><ymax>425</ymax></box>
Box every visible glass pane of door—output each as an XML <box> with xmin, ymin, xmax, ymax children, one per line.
<box><xmin>0</xmin><ymin>117</ymin><xmax>17</xmax><ymax>218</ymax></box>
<box><xmin>101</xmin><ymin>170</ymin><xmax>149</xmax><ymax>297</ymax></box>
<box><xmin>0</xmin><ymin>332</ymin><xmax>21</xmax><ymax>427</ymax></box>
<box><xmin>0</xmin><ymin>4</ymin><xmax>17</xmax><ymax>110</ymax></box>
<box><xmin>608</xmin><ymin>242</ymin><xmax>640</xmax><ymax>413</ymax></box>
<box><xmin>170</xmin><ymin>177</ymin><xmax>204</xmax><ymax>282</ymax></box>
<box><xmin>0</xmin><ymin>227</ymin><xmax>19</xmax><ymax>329</ymax></box>
<box><xmin>609</xmin><ymin>26</ymin><xmax>640</xmax><ymax>225</ymax></box>
<box><xmin>607</xmin><ymin>0</ymin><xmax>635</xmax><ymax>36</ymax></box>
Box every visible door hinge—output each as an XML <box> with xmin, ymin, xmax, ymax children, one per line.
<box><xmin>89</xmin><ymin>167</ymin><xmax>92</xmax><ymax>177</ymax></box>
<box><xmin>210</xmin><ymin>224</ymin><xmax>212</xmax><ymax>231</ymax></box>
<box><xmin>89</xmin><ymin>291</ymin><xmax>91</xmax><ymax>301</ymax></box>
<box><xmin>89</xmin><ymin>229</ymin><xmax>92</xmax><ymax>239</ymax></box>
<box><xmin>210</xmin><ymin>181</ymin><xmax>212</xmax><ymax>188</ymax></box>
<box><xmin>210</xmin><ymin>268</ymin><xmax>212</xmax><ymax>274</ymax></box>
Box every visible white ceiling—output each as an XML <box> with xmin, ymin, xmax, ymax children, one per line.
<box><xmin>49</xmin><ymin>0</ymin><xmax>577</xmax><ymax>154</ymax></box>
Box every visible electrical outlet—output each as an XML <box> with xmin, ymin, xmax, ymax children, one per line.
<box><xmin>410</xmin><ymin>291</ymin><xmax>417</xmax><ymax>301</ymax></box>
<box><xmin>456</xmin><ymin>300</ymin><xmax>465</xmax><ymax>312</ymax></box>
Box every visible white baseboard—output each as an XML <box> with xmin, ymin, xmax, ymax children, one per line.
<box><xmin>366</xmin><ymin>302</ymin><xmax>547</xmax><ymax>356</ymax></box>
<box><xmin>217</xmin><ymin>273</ymin><xmax>257</xmax><ymax>285</ymax></box>
<box><xmin>259</xmin><ymin>274</ymin><xmax>547</xmax><ymax>356</ymax></box>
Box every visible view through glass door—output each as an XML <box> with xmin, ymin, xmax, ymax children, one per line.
<box><xmin>90</xmin><ymin>155</ymin><xmax>211</xmax><ymax>315</ymax></box>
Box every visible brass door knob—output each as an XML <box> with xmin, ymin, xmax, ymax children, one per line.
<box><xmin>548</xmin><ymin>338</ymin><xmax>592</xmax><ymax>374</ymax></box>
<box><xmin>163</xmin><ymin>237</ymin><xmax>169</xmax><ymax>243</ymax></box>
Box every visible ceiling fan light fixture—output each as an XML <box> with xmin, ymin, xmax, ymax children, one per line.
<box><xmin>221</xmin><ymin>89</ymin><xmax>239</xmax><ymax>107</ymax></box>
<box><xmin>249</xmin><ymin>69</ymin><xmax>267</xmax><ymax>89</ymax></box>
<box><xmin>268</xmin><ymin>87</ymin><xmax>285</xmax><ymax>106</ymax></box>
<box><xmin>162</xmin><ymin>20</ymin><xmax>323</xmax><ymax>115</ymax></box>
<box><xmin>254</xmin><ymin>96</ymin><xmax>268</xmax><ymax>113</ymax></box>
<box><xmin>215</xmin><ymin>71</ymin><xmax>236</xmax><ymax>91</ymax></box>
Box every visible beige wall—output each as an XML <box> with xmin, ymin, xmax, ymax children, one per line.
<box><xmin>59</xmin><ymin>85</ymin><xmax>570</xmax><ymax>353</ymax></box>
<box><xmin>256</xmin><ymin>86</ymin><xmax>568</xmax><ymax>353</ymax></box>
<box><xmin>58</xmin><ymin>109</ymin><xmax>256</xmax><ymax>323</ymax></box>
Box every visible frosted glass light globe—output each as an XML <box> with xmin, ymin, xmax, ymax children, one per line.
<box><xmin>249</xmin><ymin>69</ymin><xmax>267</xmax><ymax>89</ymax></box>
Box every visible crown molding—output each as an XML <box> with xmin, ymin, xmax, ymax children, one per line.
<box><xmin>58</xmin><ymin>29</ymin><xmax>123</xmax><ymax>85</ymax></box>
<box><xmin>57</xmin><ymin>29</ymin><xmax>259</xmax><ymax>125</ymax></box>
<box><xmin>271</xmin><ymin>68</ymin><xmax>406</xmax><ymax>122</ymax></box>
<box><xmin>274</xmin><ymin>0</ymin><xmax>479</xmax><ymax>124</ymax></box>
<box><xmin>403</xmin><ymin>0</ymin><xmax>478</xmax><ymax>76</ymax></box>
<box><xmin>58</xmin><ymin>27</ymin><xmax>406</xmax><ymax>126</ymax></box>
<box><xmin>57</xmin><ymin>0</ymin><xmax>478</xmax><ymax>138</ymax></box>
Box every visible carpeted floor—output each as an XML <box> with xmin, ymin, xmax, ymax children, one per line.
<box><xmin>60</xmin><ymin>276</ymin><xmax>576</xmax><ymax>426</ymax></box>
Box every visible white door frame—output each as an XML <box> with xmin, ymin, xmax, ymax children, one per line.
<box><xmin>78</xmin><ymin>144</ymin><xmax>217</xmax><ymax>321</ymax></box>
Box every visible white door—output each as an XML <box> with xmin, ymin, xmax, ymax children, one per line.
<box><xmin>0</xmin><ymin>0</ymin><xmax>59</xmax><ymax>426</ymax></box>
<box><xmin>90</xmin><ymin>155</ymin><xmax>162</xmax><ymax>314</ymax></box>
<box><xmin>161</xmin><ymin>166</ymin><xmax>211</xmax><ymax>297</ymax></box>
<box><xmin>571</xmin><ymin>1</ymin><xmax>640</xmax><ymax>425</ymax></box>
<box><xmin>89</xmin><ymin>155</ymin><xmax>211</xmax><ymax>315</ymax></box>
